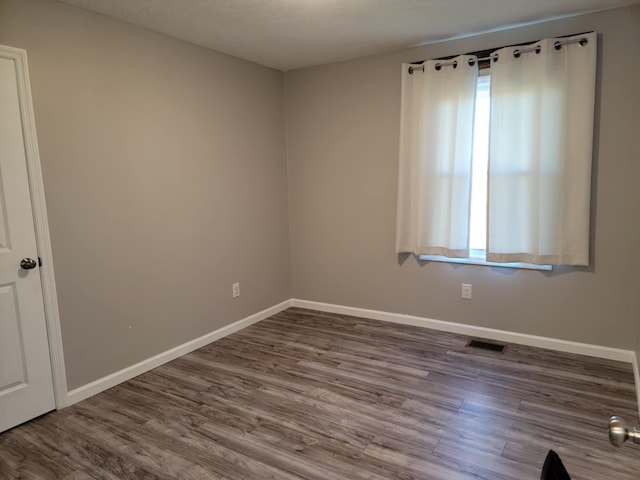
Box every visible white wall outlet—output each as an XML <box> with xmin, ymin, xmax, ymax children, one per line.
<box><xmin>461</xmin><ymin>283</ymin><xmax>472</xmax><ymax>299</ymax></box>
<box><xmin>232</xmin><ymin>282</ymin><xmax>240</xmax><ymax>298</ymax></box>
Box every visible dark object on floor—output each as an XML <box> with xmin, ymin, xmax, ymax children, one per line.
<box><xmin>541</xmin><ymin>450</ymin><xmax>571</xmax><ymax>480</ymax></box>
<box><xmin>466</xmin><ymin>339</ymin><xmax>506</xmax><ymax>353</ymax></box>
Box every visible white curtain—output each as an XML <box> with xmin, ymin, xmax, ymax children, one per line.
<box><xmin>487</xmin><ymin>32</ymin><xmax>597</xmax><ymax>265</ymax></box>
<box><xmin>396</xmin><ymin>56</ymin><xmax>478</xmax><ymax>257</ymax></box>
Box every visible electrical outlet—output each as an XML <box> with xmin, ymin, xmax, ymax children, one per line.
<box><xmin>232</xmin><ymin>282</ymin><xmax>240</xmax><ymax>298</ymax></box>
<box><xmin>461</xmin><ymin>283</ymin><xmax>472</xmax><ymax>299</ymax></box>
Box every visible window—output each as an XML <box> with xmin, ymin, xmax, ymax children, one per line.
<box><xmin>469</xmin><ymin>73</ymin><xmax>490</xmax><ymax>259</ymax></box>
<box><xmin>421</xmin><ymin>73</ymin><xmax>551</xmax><ymax>270</ymax></box>
<box><xmin>396</xmin><ymin>33</ymin><xmax>596</xmax><ymax>268</ymax></box>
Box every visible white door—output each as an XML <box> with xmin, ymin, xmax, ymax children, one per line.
<box><xmin>0</xmin><ymin>52</ymin><xmax>55</xmax><ymax>432</ymax></box>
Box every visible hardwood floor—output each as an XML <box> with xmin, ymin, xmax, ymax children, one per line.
<box><xmin>2</xmin><ymin>307</ymin><xmax>639</xmax><ymax>479</ymax></box>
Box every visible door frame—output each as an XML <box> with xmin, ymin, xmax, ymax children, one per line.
<box><xmin>1</xmin><ymin>44</ymin><xmax>68</xmax><ymax>408</ymax></box>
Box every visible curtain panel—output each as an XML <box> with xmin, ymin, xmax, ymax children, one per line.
<box><xmin>396</xmin><ymin>32</ymin><xmax>597</xmax><ymax>266</ymax></box>
<box><xmin>487</xmin><ymin>32</ymin><xmax>597</xmax><ymax>266</ymax></box>
<box><xmin>396</xmin><ymin>56</ymin><xmax>478</xmax><ymax>257</ymax></box>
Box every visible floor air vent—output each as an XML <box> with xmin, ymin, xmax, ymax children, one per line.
<box><xmin>466</xmin><ymin>339</ymin><xmax>506</xmax><ymax>353</ymax></box>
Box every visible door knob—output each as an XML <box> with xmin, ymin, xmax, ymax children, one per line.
<box><xmin>609</xmin><ymin>416</ymin><xmax>640</xmax><ymax>447</ymax></box>
<box><xmin>20</xmin><ymin>258</ymin><xmax>37</xmax><ymax>270</ymax></box>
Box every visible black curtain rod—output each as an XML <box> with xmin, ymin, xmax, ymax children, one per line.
<box><xmin>408</xmin><ymin>34</ymin><xmax>591</xmax><ymax>74</ymax></box>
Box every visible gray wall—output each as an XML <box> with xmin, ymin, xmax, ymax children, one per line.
<box><xmin>285</xmin><ymin>6</ymin><xmax>640</xmax><ymax>349</ymax></box>
<box><xmin>0</xmin><ymin>0</ymin><xmax>291</xmax><ymax>389</ymax></box>
<box><xmin>1</xmin><ymin>0</ymin><xmax>638</xmax><ymax>391</ymax></box>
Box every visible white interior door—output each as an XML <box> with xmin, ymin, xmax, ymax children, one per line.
<box><xmin>0</xmin><ymin>53</ymin><xmax>55</xmax><ymax>432</ymax></box>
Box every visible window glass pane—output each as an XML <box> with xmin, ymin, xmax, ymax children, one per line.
<box><xmin>469</xmin><ymin>74</ymin><xmax>490</xmax><ymax>252</ymax></box>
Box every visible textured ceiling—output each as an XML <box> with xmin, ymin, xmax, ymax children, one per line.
<box><xmin>57</xmin><ymin>0</ymin><xmax>639</xmax><ymax>71</ymax></box>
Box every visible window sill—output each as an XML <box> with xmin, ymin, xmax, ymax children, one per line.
<box><xmin>419</xmin><ymin>254</ymin><xmax>552</xmax><ymax>271</ymax></box>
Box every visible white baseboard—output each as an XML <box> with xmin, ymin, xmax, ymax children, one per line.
<box><xmin>65</xmin><ymin>299</ymin><xmax>292</xmax><ymax>407</ymax></box>
<box><xmin>291</xmin><ymin>299</ymin><xmax>635</xmax><ymax>364</ymax></box>
<box><xmin>633</xmin><ymin>352</ymin><xmax>640</xmax><ymax>419</ymax></box>
<box><xmin>64</xmin><ymin>297</ymin><xmax>639</xmax><ymax>416</ymax></box>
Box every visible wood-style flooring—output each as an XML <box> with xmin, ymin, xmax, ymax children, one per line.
<box><xmin>1</xmin><ymin>307</ymin><xmax>639</xmax><ymax>479</ymax></box>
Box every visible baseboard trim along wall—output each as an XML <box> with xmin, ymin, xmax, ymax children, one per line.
<box><xmin>292</xmin><ymin>299</ymin><xmax>640</xmax><ymax>418</ymax></box>
<box><xmin>633</xmin><ymin>353</ymin><xmax>640</xmax><ymax>418</ymax></box>
<box><xmin>65</xmin><ymin>299</ymin><xmax>292</xmax><ymax>407</ymax></box>
<box><xmin>290</xmin><ymin>299</ymin><xmax>636</xmax><ymax>364</ymax></box>
<box><xmin>65</xmin><ymin>297</ymin><xmax>639</xmax><ymax>415</ymax></box>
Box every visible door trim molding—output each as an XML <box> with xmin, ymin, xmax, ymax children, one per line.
<box><xmin>1</xmin><ymin>45</ymin><xmax>68</xmax><ymax>408</ymax></box>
